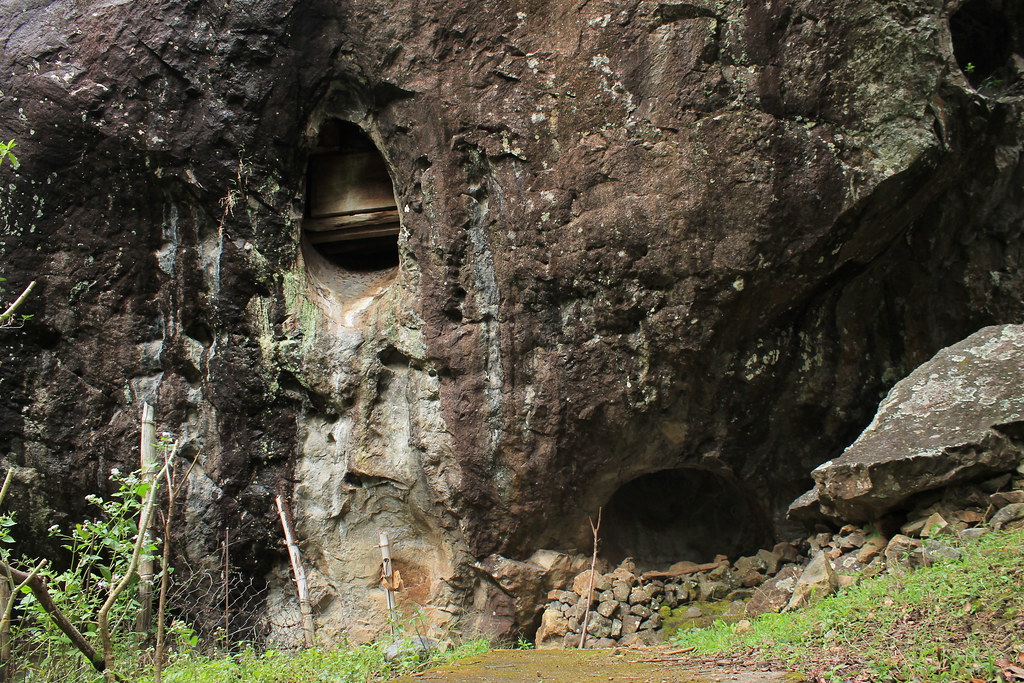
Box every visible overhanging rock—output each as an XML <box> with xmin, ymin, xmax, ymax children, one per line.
<box><xmin>791</xmin><ymin>325</ymin><xmax>1024</xmax><ymax>523</ymax></box>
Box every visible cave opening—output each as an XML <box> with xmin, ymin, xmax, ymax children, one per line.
<box><xmin>950</xmin><ymin>0</ymin><xmax>1015</xmax><ymax>86</ymax></box>
<box><xmin>303</xmin><ymin>120</ymin><xmax>400</xmax><ymax>272</ymax></box>
<box><xmin>599</xmin><ymin>468</ymin><xmax>770</xmax><ymax>572</ymax></box>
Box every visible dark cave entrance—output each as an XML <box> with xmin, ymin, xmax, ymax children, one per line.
<box><xmin>950</xmin><ymin>0</ymin><xmax>1017</xmax><ymax>86</ymax></box>
<box><xmin>303</xmin><ymin>120</ymin><xmax>400</xmax><ymax>272</ymax></box>
<box><xmin>599</xmin><ymin>468</ymin><xmax>770</xmax><ymax>572</ymax></box>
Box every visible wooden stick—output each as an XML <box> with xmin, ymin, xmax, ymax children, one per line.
<box><xmin>378</xmin><ymin>530</ymin><xmax>397</xmax><ymax>631</ymax></box>
<box><xmin>135</xmin><ymin>404</ymin><xmax>157</xmax><ymax>637</ymax></box>
<box><xmin>578</xmin><ymin>507</ymin><xmax>602</xmax><ymax>649</ymax></box>
<box><xmin>275</xmin><ymin>495</ymin><xmax>315</xmax><ymax>647</ymax></box>
<box><xmin>640</xmin><ymin>560</ymin><xmax>725</xmax><ymax>581</ymax></box>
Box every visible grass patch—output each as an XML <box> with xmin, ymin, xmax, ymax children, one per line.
<box><xmin>141</xmin><ymin>637</ymin><xmax>491</xmax><ymax>683</ymax></box>
<box><xmin>673</xmin><ymin>527</ymin><xmax>1024</xmax><ymax>682</ymax></box>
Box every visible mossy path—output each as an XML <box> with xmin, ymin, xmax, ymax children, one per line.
<box><xmin>392</xmin><ymin>648</ymin><xmax>796</xmax><ymax>683</ymax></box>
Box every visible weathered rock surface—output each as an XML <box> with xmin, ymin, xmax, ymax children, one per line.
<box><xmin>792</xmin><ymin>326</ymin><xmax>1024</xmax><ymax>523</ymax></box>
<box><xmin>2</xmin><ymin>0</ymin><xmax>1024</xmax><ymax>643</ymax></box>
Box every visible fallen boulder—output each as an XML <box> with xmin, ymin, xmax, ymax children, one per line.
<box><xmin>791</xmin><ymin>325</ymin><xmax>1024</xmax><ymax>523</ymax></box>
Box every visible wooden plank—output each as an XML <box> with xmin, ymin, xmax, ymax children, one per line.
<box><xmin>306</xmin><ymin>225</ymin><xmax>400</xmax><ymax>244</ymax></box>
<box><xmin>303</xmin><ymin>210</ymin><xmax>400</xmax><ymax>232</ymax></box>
<box><xmin>307</xmin><ymin>152</ymin><xmax>396</xmax><ymax>218</ymax></box>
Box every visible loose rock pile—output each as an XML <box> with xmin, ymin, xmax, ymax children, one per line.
<box><xmin>536</xmin><ymin>464</ymin><xmax>1024</xmax><ymax>649</ymax></box>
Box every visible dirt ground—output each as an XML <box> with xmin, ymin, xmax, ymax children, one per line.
<box><xmin>391</xmin><ymin>647</ymin><xmax>802</xmax><ymax>683</ymax></box>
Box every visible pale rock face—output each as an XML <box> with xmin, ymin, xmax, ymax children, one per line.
<box><xmin>3</xmin><ymin>0</ymin><xmax>1024</xmax><ymax>643</ymax></box>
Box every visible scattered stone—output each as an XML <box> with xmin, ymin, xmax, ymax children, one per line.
<box><xmin>990</xmin><ymin>503</ymin><xmax>1024</xmax><ymax>530</ymax></box>
<box><xmin>953</xmin><ymin>509</ymin><xmax>986</xmax><ymax>525</ymax></box>
<box><xmin>572</xmin><ymin>569</ymin><xmax>610</xmax><ymax>600</ymax></box>
<box><xmin>619</xmin><ymin>630</ymin><xmax>663</xmax><ymax>647</ymax></box>
<box><xmin>535</xmin><ymin>610</ymin><xmax>572</xmax><ymax>649</ymax></box>
<box><xmin>385</xmin><ymin>635</ymin><xmax>438</xmax><ymax>662</ymax></box>
<box><xmin>920</xmin><ymin>512</ymin><xmax>952</xmax><ymax>538</ymax></box>
<box><xmin>621</xmin><ymin>614</ymin><xmax>641</xmax><ymax>635</ymax></box>
<box><xmin>838</xmin><ymin>530</ymin><xmax>867</xmax><ymax>550</ymax></box>
<box><xmin>855</xmin><ymin>535</ymin><xmax>887</xmax><ymax>563</ymax></box>
<box><xmin>772</xmin><ymin>542</ymin><xmax>801</xmax><ymax>563</ymax></box>
<box><xmin>629</xmin><ymin>603</ymin><xmax>653</xmax><ymax>618</ymax></box>
<box><xmin>900</xmin><ymin>517</ymin><xmax>928</xmax><ymax>537</ymax></box>
<box><xmin>585</xmin><ymin>614</ymin><xmax>613</xmax><ymax>638</ymax></box>
<box><xmin>684</xmin><ymin>605</ymin><xmax>703</xmax><ymax>618</ymax></box>
<box><xmin>756</xmin><ymin>548</ymin><xmax>783</xmax><ymax>574</ymax></box>
<box><xmin>628</xmin><ymin>585</ymin><xmax>653</xmax><ymax>604</ymax></box>
<box><xmin>884</xmin><ymin>534</ymin><xmax>925</xmax><ymax>572</ymax></box>
<box><xmin>593</xmin><ymin>637</ymin><xmax>617</xmax><ymax>649</ymax></box>
<box><xmin>597</xmin><ymin>600</ymin><xmax>618</xmax><ymax>618</ymax></box>
<box><xmin>833</xmin><ymin>552</ymin><xmax>867</xmax><ymax>575</ymax></box>
<box><xmin>959</xmin><ymin>527</ymin><xmax>991</xmax><ymax>541</ymax></box>
<box><xmin>698</xmin><ymin>580</ymin><xmax>729</xmax><ymax>602</ymax></box>
<box><xmin>786</xmin><ymin>552</ymin><xmax>838</xmax><ymax>611</ymax></box>
<box><xmin>639</xmin><ymin>613</ymin><xmax>662</xmax><ymax>630</ymax></box>
<box><xmin>611</xmin><ymin>580</ymin><xmax>632</xmax><ymax>602</ymax></box>
<box><xmin>746</xmin><ymin>565</ymin><xmax>803</xmax><ymax>617</ymax></box>
<box><xmin>922</xmin><ymin>540</ymin><xmax>961</xmax><ymax>564</ymax></box>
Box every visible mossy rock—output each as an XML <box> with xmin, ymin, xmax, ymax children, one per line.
<box><xmin>661</xmin><ymin>600</ymin><xmax>747</xmax><ymax>637</ymax></box>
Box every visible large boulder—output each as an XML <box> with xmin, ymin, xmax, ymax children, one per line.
<box><xmin>792</xmin><ymin>325</ymin><xmax>1024</xmax><ymax>523</ymax></box>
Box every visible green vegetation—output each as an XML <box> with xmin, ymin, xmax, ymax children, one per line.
<box><xmin>672</xmin><ymin>528</ymin><xmax>1024</xmax><ymax>681</ymax></box>
<box><xmin>0</xmin><ymin>139</ymin><xmax>15</xmax><ymax>167</ymax></box>
<box><xmin>143</xmin><ymin>638</ymin><xmax>490</xmax><ymax>683</ymax></box>
<box><xmin>0</xmin><ymin>463</ymin><xmax>490</xmax><ymax>682</ymax></box>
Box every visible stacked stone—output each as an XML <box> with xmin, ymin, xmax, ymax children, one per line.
<box><xmin>535</xmin><ymin>546</ymin><xmax>804</xmax><ymax>649</ymax></box>
<box><xmin>535</xmin><ymin>463</ymin><xmax>1024</xmax><ymax>649</ymax></box>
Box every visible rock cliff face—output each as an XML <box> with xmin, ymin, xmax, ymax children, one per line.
<box><xmin>2</xmin><ymin>0</ymin><xmax>1023</xmax><ymax>640</ymax></box>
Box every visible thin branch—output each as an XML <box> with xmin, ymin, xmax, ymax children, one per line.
<box><xmin>0</xmin><ymin>281</ymin><xmax>36</xmax><ymax>324</ymax></box>
<box><xmin>154</xmin><ymin>442</ymin><xmax>187</xmax><ymax>683</ymax></box>
<box><xmin>97</xmin><ymin>461</ymin><xmax>167</xmax><ymax>681</ymax></box>
<box><xmin>0</xmin><ymin>560</ymin><xmax>106</xmax><ymax>673</ymax></box>
<box><xmin>577</xmin><ymin>507</ymin><xmax>602</xmax><ymax>649</ymax></box>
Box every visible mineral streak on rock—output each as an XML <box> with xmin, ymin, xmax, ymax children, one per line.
<box><xmin>1</xmin><ymin>0</ymin><xmax>1024</xmax><ymax>640</ymax></box>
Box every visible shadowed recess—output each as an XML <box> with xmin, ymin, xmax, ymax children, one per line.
<box><xmin>599</xmin><ymin>468</ymin><xmax>770</xmax><ymax>571</ymax></box>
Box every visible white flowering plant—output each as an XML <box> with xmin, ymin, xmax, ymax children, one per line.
<box><xmin>2</xmin><ymin>466</ymin><xmax>160</xmax><ymax>678</ymax></box>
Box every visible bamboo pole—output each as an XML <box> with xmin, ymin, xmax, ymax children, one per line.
<box><xmin>222</xmin><ymin>530</ymin><xmax>230</xmax><ymax>640</ymax></box>
<box><xmin>378</xmin><ymin>530</ymin><xmax>397</xmax><ymax>631</ymax></box>
<box><xmin>135</xmin><ymin>404</ymin><xmax>157</xmax><ymax>637</ymax></box>
<box><xmin>275</xmin><ymin>495</ymin><xmax>315</xmax><ymax>647</ymax></box>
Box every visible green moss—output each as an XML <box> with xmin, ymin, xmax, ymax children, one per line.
<box><xmin>391</xmin><ymin>649</ymin><xmax>712</xmax><ymax>683</ymax></box>
<box><xmin>662</xmin><ymin>600</ymin><xmax>745</xmax><ymax>637</ymax></box>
